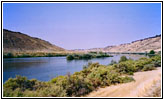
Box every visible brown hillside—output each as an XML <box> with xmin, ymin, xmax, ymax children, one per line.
<box><xmin>76</xmin><ymin>35</ymin><xmax>161</xmax><ymax>53</ymax></box>
<box><xmin>3</xmin><ymin>29</ymin><xmax>65</xmax><ymax>53</ymax></box>
<box><xmin>104</xmin><ymin>35</ymin><xmax>161</xmax><ymax>53</ymax></box>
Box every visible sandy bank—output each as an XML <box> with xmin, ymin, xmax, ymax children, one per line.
<box><xmin>87</xmin><ymin>67</ymin><xmax>161</xmax><ymax>97</ymax></box>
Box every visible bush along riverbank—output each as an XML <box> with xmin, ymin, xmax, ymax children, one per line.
<box><xmin>3</xmin><ymin>52</ymin><xmax>68</xmax><ymax>58</ymax></box>
<box><xmin>3</xmin><ymin>55</ymin><xmax>161</xmax><ymax>97</ymax></box>
<box><xmin>66</xmin><ymin>52</ymin><xmax>113</xmax><ymax>60</ymax></box>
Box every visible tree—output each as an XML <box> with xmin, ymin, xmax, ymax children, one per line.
<box><xmin>149</xmin><ymin>50</ymin><xmax>155</xmax><ymax>55</ymax></box>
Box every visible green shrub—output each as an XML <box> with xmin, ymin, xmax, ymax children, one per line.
<box><xmin>51</xmin><ymin>76</ymin><xmax>66</xmax><ymax>83</ymax></box>
<box><xmin>66</xmin><ymin>55</ymin><xmax>74</xmax><ymax>60</ymax></box>
<box><xmin>82</xmin><ymin>54</ymin><xmax>92</xmax><ymax>59</ymax></box>
<box><xmin>38</xmin><ymin>85</ymin><xmax>67</xmax><ymax>97</ymax></box>
<box><xmin>87</xmin><ymin>65</ymin><xmax>134</xmax><ymax>87</ymax></box>
<box><xmin>4</xmin><ymin>75</ymin><xmax>32</xmax><ymax>90</ymax></box>
<box><xmin>152</xmin><ymin>61</ymin><xmax>161</xmax><ymax>67</ymax></box>
<box><xmin>109</xmin><ymin>60</ymin><xmax>117</xmax><ymax>65</ymax></box>
<box><xmin>65</xmin><ymin>75</ymin><xmax>92</xmax><ymax>96</ymax></box>
<box><xmin>51</xmin><ymin>74</ymin><xmax>93</xmax><ymax>97</ymax></box>
<box><xmin>134</xmin><ymin>57</ymin><xmax>152</xmax><ymax>71</ymax></box>
<box><xmin>150</xmin><ymin>55</ymin><xmax>161</xmax><ymax>62</ymax></box>
<box><xmin>120</xmin><ymin>76</ymin><xmax>134</xmax><ymax>83</ymax></box>
<box><xmin>3</xmin><ymin>76</ymin><xmax>48</xmax><ymax>97</ymax></box>
<box><xmin>149</xmin><ymin>55</ymin><xmax>161</xmax><ymax>67</ymax></box>
<box><xmin>106</xmin><ymin>71</ymin><xmax>122</xmax><ymax>85</ymax></box>
<box><xmin>119</xmin><ymin>56</ymin><xmax>128</xmax><ymax>63</ymax></box>
<box><xmin>114</xmin><ymin>60</ymin><xmax>136</xmax><ymax>74</ymax></box>
<box><xmin>149</xmin><ymin>50</ymin><xmax>155</xmax><ymax>54</ymax></box>
<box><xmin>4</xmin><ymin>88</ymin><xmax>23</xmax><ymax>97</ymax></box>
<box><xmin>142</xmin><ymin>64</ymin><xmax>156</xmax><ymax>71</ymax></box>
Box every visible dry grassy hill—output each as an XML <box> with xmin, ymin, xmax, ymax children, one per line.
<box><xmin>104</xmin><ymin>35</ymin><xmax>161</xmax><ymax>53</ymax></box>
<box><xmin>3</xmin><ymin>29</ymin><xmax>65</xmax><ymax>53</ymax></box>
<box><xmin>73</xmin><ymin>35</ymin><xmax>161</xmax><ymax>53</ymax></box>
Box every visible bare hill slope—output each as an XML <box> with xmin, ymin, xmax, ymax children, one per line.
<box><xmin>3</xmin><ymin>29</ymin><xmax>65</xmax><ymax>53</ymax></box>
<box><xmin>104</xmin><ymin>35</ymin><xmax>161</xmax><ymax>53</ymax></box>
<box><xmin>79</xmin><ymin>35</ymin><xmax>161</xmax><ymax>53</ymax></box>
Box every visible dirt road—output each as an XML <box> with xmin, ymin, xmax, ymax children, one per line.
<box><xmin>87</xmin><ymin>67</ymin><xmax>161</xmax><ymax>97</ymax></box>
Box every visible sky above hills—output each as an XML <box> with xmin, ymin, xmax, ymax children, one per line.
<box><xmin>3</xmin><ymin>3</ymin><xmax>161</xmax><ymax>50</ymax></box>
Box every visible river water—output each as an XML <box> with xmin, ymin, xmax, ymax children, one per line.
<box><xmin>3</xmin><ymin>54</ymin><xmax>146</xmax><ymax>83</ymax></box>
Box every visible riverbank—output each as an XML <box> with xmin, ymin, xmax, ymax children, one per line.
<box><xmin>3</xmin><ymin>55</ymin><xmax>161</xmax><ymax>97</ymax></box>
<box><xmin>87</xmin><ymin>67</ymin><xmax>161</xmax><ymax>97</ymax></box>
<box><xmin>3</xmin><ymin>52</ymin><xmax>69</xmax><ymax>58</ymax></box>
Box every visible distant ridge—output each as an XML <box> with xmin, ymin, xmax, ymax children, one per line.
<box><xmin>73</xmin><ymin>35</ymin><xmax>161</xmax><ymax>53</ymax></box>
<box><xmin>3</xmin><ymin>29</ymin><xmax>65</xmax><ymax>53</ymax></box>
<box><xmin>131</xmin><ymin>35</ymin><xmax>161</xmax><ymax>43</ymax></box>
<box><xmin>104</xmin><ymin>34</ymin><xmax>161</xmax><ymax>53</ymax></box>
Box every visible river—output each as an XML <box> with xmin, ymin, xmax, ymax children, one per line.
<box><xmin>3</xmin><ymin>54</ymin><xmax>146</xmax><ymax>83</ymax></box>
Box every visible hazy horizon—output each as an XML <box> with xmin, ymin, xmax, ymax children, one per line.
<box><xmin>3</xmin><ymin>3</ymin><xmax>161</xmax><ymax>50</ymax></box>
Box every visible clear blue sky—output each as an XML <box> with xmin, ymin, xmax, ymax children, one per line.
<box><xmin>3</xmin><ymin>3</ymin><xmax>161</xmax><ymax>50</ymax></box>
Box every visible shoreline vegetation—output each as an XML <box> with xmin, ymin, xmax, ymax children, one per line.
<box><xmin>3</xmin><ymin>52</ymin><xmax>112</xmax><ymax>59</ymax></box>
<box><xmin>3</xmin><ymin>52</ymin><xmax>68</xmax><ymax>58</ymax></box>
<box><xmin>66</xmin><ymin>52</ymin><xmax>113</xmax><ymax>60</ymax></box>
<box><xmin>3</xmin><ymin>54</ymin><xmax>161</xmax><ymax>97</ymax></box>
<box><xmin>3</xmin><ymin>50</ymin><xmax>160</xmax><ymax>58</ymax></box>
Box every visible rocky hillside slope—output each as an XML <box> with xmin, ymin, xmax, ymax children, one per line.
<box><xmin>103</xmin><ymin>35</ymin><xmax>161</xmax><ymax>53</ymax></box>
<box><xmin>3</xmin><ymin>29</ymin><xmax>65</xmax><ymax>53</ymax></box>
<box><xmin>73</xmin><ymin>35</ymin><xmax>161</xmax><ymax>53</ymax></box>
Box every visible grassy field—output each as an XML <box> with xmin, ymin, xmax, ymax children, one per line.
<box><xmin>3</xmin><ymin>54</ymin><xmax>161</xmax><ymax>97</ymax></box>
